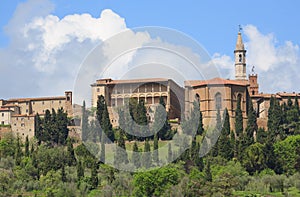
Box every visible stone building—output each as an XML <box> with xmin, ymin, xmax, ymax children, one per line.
<box><xmin>91</xmin><ymin>78</ymin><xmax>184</xmax><ymax>127</ymax></box>
<box><xmin>0</xmin><ymin>91</ymin><xmax>73</xmax><ymax>139</ymax></box>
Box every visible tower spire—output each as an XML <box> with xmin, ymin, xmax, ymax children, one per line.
<box><xmin>234</xmin><ymin>27</ymin><xmax>247</xmax><ymax>80</ymax></box>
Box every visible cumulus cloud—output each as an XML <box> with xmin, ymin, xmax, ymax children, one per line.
<box><xmin>211</xmin><ymin>24</ymin><xmax>300</xmax><ymax>93</ymax></box>
<box><xmin>0</xmin><ymin>0</ymin><xmax>132</xmax><ymax>99</ymax></box>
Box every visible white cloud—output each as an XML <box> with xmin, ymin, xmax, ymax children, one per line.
<box><xmin>210</xmin><ymin>24</ymin><xmax>300</xmax><ymax>93</ymax></box>
<box><xmin>0</xmin><ymin>0</ymin><xmax>133</xmax><ymax>99</ymax></box>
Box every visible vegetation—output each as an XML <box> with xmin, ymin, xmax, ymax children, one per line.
<box><xmin>1</xmin><ymin>96</ymin><xmax>300</xmax><ymax>196</ymax></box>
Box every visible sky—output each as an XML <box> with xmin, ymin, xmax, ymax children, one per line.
<box><xmin>0</xmin><ymin>0</ymin><xmax>300</xmax><ymax>102</ymax></box>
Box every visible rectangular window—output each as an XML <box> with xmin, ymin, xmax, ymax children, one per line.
<box><xmin>42</xmin><ymin>101</ymin><xmax>44</xmax><ymax>105</ymax></box>
<box><xmin>1</xmin><ymin>121</ymin><xmax>4</xmax><ymax>125</ymax></box>
<box><xmin>1</xmin><ymin>113</ymin><xmax>4</xmax><ymax>117</ymax></box>
<box><xmin>33</xmin><ymin>101</ymin><xmax>35</xmax><ymax>105</ymax></box>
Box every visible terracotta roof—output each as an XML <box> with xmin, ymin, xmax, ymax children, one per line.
<box><xmin>185</xmin><ymin>77</ymin><xmax>249</xmax><ymax>87</ymax></box>
<box><xmin>251</xmin><ymin>92</ymin><xmax>298</xmax><ymax>99</ymax></box>
<box><xmin>276</xmin><ymin>92</ymin><xmax>300</xmax><ymax>97</ymax></box>
<box><xmin>2</xmin><ymin>103</ymin><xmax>19</xmax><ymax>107</ymax></box>
<box><xmin>12</xmin><ymin>114</ymin><xmax>35</xmax><ymax>117</ymax></box>
<box><xmin>94</xmin><ymin>78</ymin><xmax>170</xmax><ymax>85</ymax></box>
<box><xmin>0</xmin><ymin>108</ymin><xmax>11</xmax><ymax>112</ymax></box>
<box><xmin>7</xmin><ymin>96</ymin><xmax>66</xmax><ymax>102</ymax></box>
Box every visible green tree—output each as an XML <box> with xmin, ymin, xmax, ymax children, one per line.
<box><xmin>204</xmin><ymin>158</ymin><xmax>212</xmax><ymax>182</ymax></box>
<box><xmin>153</xmin><ymin>133</ymin><xmax>159</xmax><ymax>164</ymax></box>
<box><xmin>245</xmin><ymin>99</ymin><xmax>257</xmax><ymax>145</ymax></box>
<box><xmin>133</xmin><ymin>165</ymin><xmax>180</xmax><ymax>196</ymax></box>
<box><xmin>96</xmin><ymin>95</ymin><xmax>105</xmax><ymax>129</ymax></box>
<box><xmin>218</xmin><ymin>108</ymin><xmax>233</xmax><ymax>160</ymax></box>
<box><xmin>274</xmin><ymin>135</ymin><xmax>300</xmax><ymax>175</ymax></box>
<box><xmin>100</xmin><ymin>132</ymin><xmax>106</xmax><ymax>164</ymax></box>
<box><xmin>132</xmin><ymin>141</ymin><xmax>141</xmax><ymax>168</ymax></box>
<box><xmin>91</xmin><ymin>161</ymin><xmax>98</xmax><ymax>189</ymax></box>
<box><xmin>211</xmin><ymin>108</ymin><xmax>221</xmax><ymax>157</ymax></box>
<box><xmin>25</xmin><ymin>135</ymin><xmax>29</xmax><ymax>157</ymax></box>
<box><xmin>102</xmin><ymin>103</ymin><xmax>114</xmax><ymax>143</ymax></box>
<box><xmin>142</xmin><ymin>139</ymin><xmax>151</xmax><ymax>168</ymax></box>
<box><xmin>15</xmin><ymin>136</ymin><xmax>22</xmax><ymax>166</ymax></box>
<box><xmin>267</xmin><ymin>97</ymin><xmax>282</xmax><ymax>142</ymax></box>
<box><xmin>61</xmin><ymin>165</ymin><xmax>67</xmax><ymax>182</ymax></box>
<box><xmin>81</xmin><ymin>100</ymin><xmax>89</xmax><ymax>141</ymax></box>
<box><xmin>114</xmin><ymin>128</ymin><xmax>129</xmax><ymax>166</ymax></box>
<box><xmin>66</xmin><ymin>138</ymin><xmax>76</xmax><ymax>166</ymax></box>
<box><xmin>168</xmin><ymin>143</ymin><xmax>173</xmax><ymax>163</ymax></box>
<box><xmin>242</xmin><ymin>142</ymin><xmax>266</xmax><ymax>175</ymax></box>
<box><xmin>77</xmin><ymin>160</ymin><xmax>84</xmax><ymax>181</ymax></box>
<box><xmin>34</xmin><ymin>113</ymin><xmax>43</xmax><ymax>144</ymax></box>
<box><xmin>56</xmin><ymin>108</ymin><xmax>69</xmax><ymax>145</ymax></box>
<box><xmin>154</xmin><ymin>97</ymin><xmax>172</xmax><ymax>140</ymax></box>
<box><xmin>235</xmin><ymin>95</ymin><xmax>243</xmax><ymax>137</ymax></box>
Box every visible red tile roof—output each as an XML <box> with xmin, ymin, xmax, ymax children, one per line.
<box><xmin>12</xmin><ymin>114</ymin><xmax>35</xmax><ymax>117</ymax></box>
<box><xmin>94</xmin><ymin>78</ymin><xmax>170</xmax><ymax>85</ymax></box>
<box><xmin>7</xmin><ymin>96</ymin><xmax>65</xmax><ymax>102</ymax></box>
<box><xmin>185</xmin><ymin>78</ymin><xmax>249</xmax><ymax>87</ymax></box>
<box><xmin>0</xmin><ymin>108</ymin><xmax>11</xmax><ymax>112</ymax></box>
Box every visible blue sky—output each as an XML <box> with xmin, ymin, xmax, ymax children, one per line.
<box><xmin>0</xmin><ymin>0</ymin><xmax>300</xmax><ymax>100</ymax></box>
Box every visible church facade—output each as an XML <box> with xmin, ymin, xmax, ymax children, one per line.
<box><xmin>93</xmin><ymin>31</ymin><xmax>300</xmax><ymax>131</ymax></box>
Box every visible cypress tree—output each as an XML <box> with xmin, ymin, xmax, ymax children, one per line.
<box><xmin>15</xmin><ymin>136</ymin><xmax>22</xmax><ymax>166</ymax></box>
<box><xmin>132</xmin><ymin>141</ymin><xmax>141</xmax><ymax>168</ymax></box>
<box><xmin>66</xmin><ymin>138</ymin><xmax>76</xmax><ymax>166</ymax></box>
<box><xmin>295</xmin><ymin>145</ymin><xmax>300</xmax><ymax>173</ymax></box>
<box><xmin>195</xmin><ymin>142</ymin><xmax>204</xmax><ymax>171</ymax></box>
<box><xmin>91</xmin><ymin>161</ymin><xmax>99</xmax><ymax>189</ymax></box>
<box><xmin>204</xmin><ymin>158</ymin><xmax>212</xmax><ymax>182</ymax></box>
<box><xmin>96</xmin><ymin>95</ymin><xmax>105</xmax><ymax>128</ymax></box>
<box><xmin>34</xmin><ymin>113</ymin><xmax>42</xmax><ymax>144</ymax></box>
<box><xmin>235</xmin><ymin>95</ymin><xmax>243</xmax><ymax>138</ymax></box>
<box><xmin>153</xmin><ymin>133</ymin><xmax>159</xmax><ymax>164</ymax></box>
<box><xmin>43</xmin><ymin>109</ymin><xmax>52</xmax><ymax>143</ymax></box>
<box><xmin>218</xmin><ymin>108</ymin><xmax>233</xmax><ymax>160</ymax></box>
<box><xmin>211</xmin><ymin>108</ymin><xmax>221</xmax><ymax>157</ymax></box>
<box><xmin>190</xmin><ymin>136</ymin><xmax>197</xmax><ymax>162</ymax></box>
<box><xmin>81</xmin><ymin>100</ymin><xmax>89</xmax><ymax>141</ymax></box>
<box><xmin>295</xmin><ymin>96</ymin><xmax>299</xmax><ymax>114</ymax></box>
<box><xmin>102</xmin><ymin>103</ymin><xmax>114</xmax><ymax>143</ymax></box>
<box><xmin>77</xmin><ymin>160</ymin><xmax>84</xmax><ymax>181</ymax></box>
<box><xmin>51</xmin><ymin>108</ymin><xmax>59</xmax><ymax>144</ymax></box>
<box><xmin>168</xmin><ymin>143</ymin><xmax>173</xmax><ymax>163</ymax></box>
<box><xmin>191</xmin><ymin>100</ymin><xmax>204</xmax><ymax>135</ymax></box>
<box><xmin>155</xmin><ymin>97</ymin><xmax>171</xmax><ymax>140</ymax></box>
<box><xmin>240</xmin><ymin>99</ymin><xmax>257</xmax><ymax>155</ymax></box>
<box><xmin>142</xmin><ymin>139</ymin><xmax>151</xmax><ymax>168</ymax></box>
<box><xmin>100</xmin><ymin>132</ymin><xmax>105</xmax><ymax>164</ymax></box>
<box><xmin>57</xmin><ymin>108</ymin><xmax>69</xmax><ymax>145</ymax></box>
<box><xmin>287</xmin><ymin>97</ymin><xmax>293</xmax><ymax>110</ymax></box>
<box><xmin>25</xmin><ymin>135</ymin><xmax>29</xmax><ymax>157</ymax></box>
<box><xmin>267</xmin><ymin>97</ymin><xmax>282</xmax><ymax>142</ymax></box>
<box><xmin>61</xmin><ymin>165</ymin><xmax>67</xmax><ymax>182</ymax></box>
<box><xmin>114</xmin><ymin>128</ymin><xmax>128</xmax><ymax>166</ymax></box>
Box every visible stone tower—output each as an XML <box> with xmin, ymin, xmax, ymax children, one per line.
<box><xmin>234</xmin><ymin>31</ymin><xmax>247</xmax><ymax>80</ymax></box>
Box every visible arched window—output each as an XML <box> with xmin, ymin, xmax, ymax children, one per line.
<box><xmin>215</xmin><ymin>93</ymin><xmax>222</xmax><ymax>110</ymax></box>
<box><xmin>195</xmin><ymin>93</ymin><xmax>200</xmax><ymax>102</ymax></box>
<box><xmin>239</xmin><ymin>54</ymin><xmax>242</xmax><ymax>62</ymax></box>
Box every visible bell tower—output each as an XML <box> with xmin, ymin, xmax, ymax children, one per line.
<box><xmin>234</xmin><ymin>28</ymin><xmax>247</xmax><ymax>80</ymax></box>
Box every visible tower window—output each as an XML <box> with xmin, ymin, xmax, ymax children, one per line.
<box><xmin>239</xmin><ymin>54</ymin><xmax>242</xmax><ymax>62</ymax></box>
<box><xmin>215</xmin><ymin>93</ymin><xmax>222</xmax><ymax>110</ymax></box>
